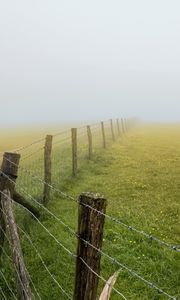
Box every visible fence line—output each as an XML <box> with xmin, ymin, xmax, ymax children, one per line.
<box><xmin>0</xmin><ymin>226</ymin><xmax>41</xmax><ymax>300</ymax></box>
<box><xmin>21</xmin><ymin>147</ymin><xmax>44</xmax><ymax>161</ymax></box>
<box><xmin>0</xmin><ymin>184</ymin><xmax>178</xmax><ymax>300</ymax></box>
<box><xmin>15</xmin><ymin>137</ymin><xmax>45</xmax><ymax>154</ymax></box>
<box><xmin>0</xmin><ymin>202</ymin><xmax>71</xmax><ymax>299</ymax></box>
<box><xmin>13</xmin><ymin>118</ymin><xmax>121</xmax><ymax>155</ymax></box>
<box><xmin>1</xmin><ymin>159</ymin><xmax>179</xmax><ymax>254</ymax></box>
<box><xmin>0</xmin><ymin>117</ymin><xmax>178</xmax><ymax>300</ymax></box>
<box><xmin>0</xmin><ymin>190</ymin><xmax>128</xmax><ymax>300</ymax></box>
<box><xmin>79</xmin><ymin>258</ymin><xmax>128</xmax><ymax>300</ymax></box>
<box><xmin>17</xmin><ymin>226</ymin><xmax>71</xmax><ymax>299</ymax></box>
<box><xmin>0</xmin><ymin>191</ymin><xmax>74</xmax><ymax>299</ymax></box>
<box><xmin>0</xmin><ymin>269</ymin><xmax>18</xmax><ymax>300</ymax></box>
<box><xmin>78</xmin><ymin>238</ymin><xmax>176</xmax><ymax>300</ymax></box>
<box><xmin>0</xmin><ymin>286</ymin><xmax>8</xmax><ymax>300</ymax></box>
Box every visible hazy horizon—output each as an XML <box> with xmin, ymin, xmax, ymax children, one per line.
<box><xmin>0</xmin><ymin>0</ymin><xmax>180</xmax><ymax>126</ymax></box>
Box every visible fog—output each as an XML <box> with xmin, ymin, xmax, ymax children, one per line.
<box><xmin>0</xmin><ymin>0</ymin><xmax>180</xmax><ymax>126</ymax></box>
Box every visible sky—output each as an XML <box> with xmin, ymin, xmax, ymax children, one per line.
<box><xmin>0</xmin><ymin>0</ymin><xmax>180</xmax><ymax>126</ymax></box>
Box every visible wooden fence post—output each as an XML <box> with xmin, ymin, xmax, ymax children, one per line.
<box><xmin>125</xmin><ymin>118</ymin><xmax>128</xmax><ymax>131</ymax></box>
<box><xmin>124</xmin><ymin>118</ymin><xmax>127</xmax><ymax>132</ymax></box>
<box><xmin>110</xmin><ymin>119</ymin><xmax>115</xmax><ymax>141</ymax></box>
<box><xmin>121</xmin><ymin>118</ymin><xmax>125</xmax><ymax>134</ymax></box>
<box><xmin>74</xmin><ymin>192</ymin><xmax>107</xmax><ymax>300</ymax></box>
<box><xmin>0</xmin><ymin>152</ymin><xmax>20</xmax><ymax>258</ymax></box>
<box><xmin>43</xmin><ymin>134</ymin><xmax>53</xmax><ymax>205</ymax></box>
<box><xmin>101</xmin><ymin>122</ymin><xmax>106</xmax><ymax>149</ymax></box>
<box><xmin>71</xmin><ymin>128</ymin><xmax>77</xmax><ymax>176</ymax></box>
<box><xmin>116</xmin><ymin>118</ymin><xmax>121</xmax><ymax>136</ymax></box>
<box><xmin>87</xmin><ymin>125</ymin><xmax>93</xmax><ymax>160</ymax></box>
<box><xmin>1</xmin><ymin>189</ymin><xmax>32</xmax><ymax>300</ymax></box>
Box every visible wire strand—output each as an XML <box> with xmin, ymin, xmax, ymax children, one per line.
<box><xmin>18</xmin><ymin>226</ymin><xmax>72</xmax><ymax>300</ymax></box>
<box><xmin>0</xmin><ymin>228</ymin><xmax>41</xmax><ymax>300</ymax></box>
<box><xmin>0</xmin><ymin>270</ymin><xmax>18</xmax><ymax>300</ymax></box>
<box><xmin>1</xmin><ymin>161</ymin><xmax>180</xmax><ymax>253</ymax></box>
<box><xmin>0</xmin><ymin>286</ymin><xmax>8</xmax><ymax>300</ymax></box>
<box><xmin>79</xmin><ymin>258</ymin><xmax>128</xmax><ymax>300</ymax></box>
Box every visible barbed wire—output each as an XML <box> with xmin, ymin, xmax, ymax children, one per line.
<box><xmin>0</xmin><ymin>191</ymin><xmax>73</xmax><ymax>299</ymax></box>
<box><xmin>77</xmin><ymin>130</ymin><xmax>89</xmax><ymax>139</ymax></box>
<box><xmin>1</xmin><ymin>185</ymin><xmax>178</xmax><ymax>299</ymax></box>
<box><xmin>79</xmin><ymin>201</ymin><xmax>180</xmax><ymax>253</ymax></box>
<box><xmin>52</xmin><ymin>128</ymin><xmax>71</xmax><ymax>138</ymax></box>
<box><xmin>79</xmin><ymin>239</ymin><xmax>177</xmax><ymax>300</ymax></box>
<box><xmin>52</xmin><ymin>136</ymin><xmax>71</xmax><ymax>147</ymax></box>
<box><xmin>90</xmin><ymin>122</ymin><xmax>101</xmax><ymax>128</ymax></box>
<box><xmin>0</xmin><ymin>286</ymin><xmax>8</xmax><ymax>300</ymax></box>
<box><xmin>0</xmin><ymin>118</ymin><xmax>124</xmax><ymax>159</ymax></box>
<box><xmin>0</xmin><ymin>189</ymin><xmax>75</xmax><ymax>258</ymax></box>
<box><xmin>18</xmin><ymin>225</ymin><xmax>73</xmax><ymax>299</ymax></box>
<box><xmin>0</xmin><ymin>269</ymin><xmax>18</xmax><ymax>300</ymax></box>
<box><xmin>14</xmin><ymin>137</ymin><xmax>45</xmax><ymax>154</ymax></box>
<box><xmin>0</xmin><ymin>190</ymin><xmax>128</xmax><ymax>300</ymax></box>
<box><xmin>1</xmin><ymin>186</ymin><xmax>178</xmax><ymax>300</ymax></box>
<box><xmin>2</xmin><ymin>157</ymin><xmax>180</xmax><ymax>256</ymax></box>
<box><xmin>75</xmin><ymin>120</ymin><xmax>102</xmax><ymax>131</ymax></box>
<box><xmin>0</xmin><ymin>119</ymin><xmax>121</xmax><ymax>164</ymax></box>
<box><xmin>15</xmin><ymin>120</ymin><xmax>111</xmax><ymax>152</ymax></box>
<box><xmin>15</xmin><ymin>172</ymin><xmax>180</xmax><ymax>258</ymax></box>
<box><xmin>0</xmin><ymin>226</ymin><xmax>41</xmax><ymax>300</ymax></box>
<box><xmin>79</xmin><ymin>258</ymin><xmax>128</xmax><ymax>300</ymax></box>
<box><xmin>1</xmin><ymin>136</ymin><xmax>179</xmax><ymax>299</ymax></box>
<box><xmin>17</xmin><ymin>209</ymin><xmax>127</xmax><ymax>300</ymax></box>
<box><xmin>1</xmin><ymin>159</ymin><xmax>179</xmax><ymax>254</ymax></box>
<box><xmin>21</xmin><ymin>147</ymin><xmax>44</xmax><ymax>161</ymax></box>
<box><xmin>53</xmin><ymin>124</ymin><xmax>101</xmax><ymax>146</ymax></box>
<box><xmin>7</xmin><ymin>198</ymin><xmax>128</xmax><ymax>300</ymax></box>
<box><xmin>19</xmin><ymin>170</ymin><xmax>180</xmax><ymax>252</ymax></box>
<box><xmin>15</xmin><ymin>204</ymin><xmax>76</xmax><ymax>258</ymax></box>
<box><xmin>91</xmin><ymin>127</ymin><xmax>102</xmax><ymax>134</ymax></box>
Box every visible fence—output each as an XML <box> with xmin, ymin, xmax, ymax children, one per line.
<box><xmin>0</xmin><ymin>118</ymin><xmax>179</xmax><ymax>300</ymax></box>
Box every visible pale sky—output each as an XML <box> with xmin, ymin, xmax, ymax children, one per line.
<box><xmin>0</xmin><ymin>0</ymin><xmax>180</xmax><ymax>125</ymax></box>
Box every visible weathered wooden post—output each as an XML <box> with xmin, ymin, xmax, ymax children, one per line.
<box><xmin>124</xmin><ymin>118</ymin><xmax>127</xmax><ymax>132</ymax></box>
<box><xmin>1</xmin><ymin>189</ymin><xmax>32</xmax><ymax>300</ymax></box>
<box><xmin>71</xmin><ymin>128</ymin><xmax>78</xmax><ymax>176</ymax></box>
<box><xmin>87</xmin><ymin>125</ymin><xmax>93</xmax><ymax>160</ymax></box>
<box><xmin>121</xmin><ymin>118</ymin><xmax>125</xmax><ymax>134</ymax></box>
<box><xmin>43</xmin><ymin>134</ymin><xmax>53</xmax><ymax>205</ymax></box>
<box><xmin>110</xmin><ymin>119</ymin><xmax>115</xmax><ymax>141</ymax></box>
<box><xmin>116</xmin><ymin>118</ymin><xmax>121</xmax><ymax>136</ymax></box>
<box><xmin>0</xmin><ymin>152</ymin><xmax>20</xmax><ymax>258</ymax></box>
<box><xmin>74</xmin><ymin>192</ymin><xmax>107</xmax><ymax>300</ymax></box>
<box><xmin>125</xmin><ymin>118</ymin><xmax>129</xmax><ymax>131</ymax></box>
<box><xmin>101</xmin><ymin>122</ymin><xmax>106</xmax><ymax>149</ymax></box>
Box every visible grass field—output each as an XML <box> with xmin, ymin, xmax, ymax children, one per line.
<box><xmin>0</xmin><ymin>123</ymin><xmax>180</xmax><ymax>300</ymax></box>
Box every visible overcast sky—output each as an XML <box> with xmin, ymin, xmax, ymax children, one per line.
<box><xmin>0</xmin><ymin>0</ymin><xmax>180</xmax><ymax>126</ymax></box>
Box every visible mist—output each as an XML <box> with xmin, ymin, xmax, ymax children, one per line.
<box><xmin>0</xmin><ymin>0</ymin><xmax>180</xmax><ymax>126</ymax></box>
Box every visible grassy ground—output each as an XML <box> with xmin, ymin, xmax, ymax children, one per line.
<box><xmin>0</xmin><ymin>123</ymin><xmax>180</xmax><ymax>299</ymax></box>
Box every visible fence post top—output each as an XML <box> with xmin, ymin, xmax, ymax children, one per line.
<box><xmin>79</xmin><ymin>192</ymin><xmax>106</xmax><ymax>202</ymax></box>
<box><xmin>46</xmin><ymin>134</ymin><xmax>53</xmax><ymax>138</ymax></box>
<box><xmin>2</xmin><ymin>152</ymin><xmax>21</xmax><ymax>171</ymax></box>
<box><xmin>3</xmin><ymin>152</ymin><xmax>21</xmax><ymax>159</ymax></box>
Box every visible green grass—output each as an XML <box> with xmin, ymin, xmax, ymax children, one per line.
<box><xmin>0</xmin><ymin>123</ymin><xmax>180</xmax><ymax>299</ymax></box>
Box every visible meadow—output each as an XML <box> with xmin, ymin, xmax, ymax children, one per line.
<box><xmin>0</xmin><ymin>122</ymin><xmax>180</xmax><ymax>300</ymax></box>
